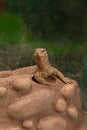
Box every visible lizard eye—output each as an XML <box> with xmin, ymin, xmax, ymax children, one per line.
<box><xmin>41</xmin><ymin>49</ymin><xmax>45</xmax><ymax>52</ymax></box>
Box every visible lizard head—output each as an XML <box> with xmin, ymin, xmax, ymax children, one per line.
<box><xmin>34</xmin><ymin>48</ymin><xmax>49</xmax><ymax>65</ymax></box>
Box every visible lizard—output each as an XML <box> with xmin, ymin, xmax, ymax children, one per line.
<box><xmin>0</xmin><ymin>48</ymin><xmax>72</xmax><ymax>85</ymax></box>
<box><xmin>33</xmin><ymin>48</ymin><xmax>72</xmax><ymax>85</ymax></box>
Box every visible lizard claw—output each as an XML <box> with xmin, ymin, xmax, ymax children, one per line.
<box><xmin>64</xmin><ymin>77</ymin><xmax>72</xmax><ymax>84</ymax></box>
<box><xmin>45</xmin><ymin>82</ymin><xmax>50</xmax><ymax>86</ymax></box>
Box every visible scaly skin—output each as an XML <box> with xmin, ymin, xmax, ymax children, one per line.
<box><xmin>33</xmin><ymin>48</ymin><xmax>72</xmax><ymax>85</ymax></box>
<box><xmin>0</xmin><ymin>70</ymin><xmax>12</xmax><ymax>78</ymax></box>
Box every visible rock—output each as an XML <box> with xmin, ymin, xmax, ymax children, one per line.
<box><xmin>11</xmin><ymin>77</ymin><xmax>31</xmax><ymax>91</ymax></box>
<box><xmin>37</xmin><ymin>115</ymin><xmax>67</xmax><ymax>130</ymax></box>
<box><xmin>7</xmin><ymin>88</ymin><xmax>54</xmax><ymax>119</ymax></box>
<box><xmin>55</xmin><ymin>97</ymin><xmax>67</xmax><ymax>112</ymax></box>
<box><xmin>22</xmin><ymin>119</ymin><xmax>34</xmax><ymax>129</ymax></box>
<box><xmin>60</xmin><ymin>83</ymin><xmax>76</xmax><ymax>98</ymax></box>
<box><xmin>0</xmin><ymin>87</ymin><xmax>7</xmax><ymax>97</ymax></box>
<box><xmin>0</xmin><ymin>127</ymin><xmax>21</xmax><ymax>130</ymax></box>
<box><xmin>67</xmin><ymin>105</ymin><xmax>78</xmax><ymax>119</ymax></box>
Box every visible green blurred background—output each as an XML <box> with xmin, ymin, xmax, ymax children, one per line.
<box><xmin>0</xmin><ymin>0</ymin><xmax>87</xmax><ymax>110</ymax></box>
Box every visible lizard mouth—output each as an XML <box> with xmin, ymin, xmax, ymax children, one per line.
<box><xmin>34</xmin><ymin>54</ymin><xmax>41</xmax><ymax>62</ymax></box>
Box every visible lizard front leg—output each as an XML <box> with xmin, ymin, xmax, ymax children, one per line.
<box><xmin>33</xmin><ymin>72</ymin><xmax>49</xmax><ymax>85</ymax></box>
<box><xmin>52</xmin><ymin>67</ymin><xmax>72</xmax><ymax>84</ymax></box>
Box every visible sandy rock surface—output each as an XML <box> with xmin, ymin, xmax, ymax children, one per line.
<box><xmin>0</xmin><ymin>128</ymin><xmax>21</xmax><ymax>130</ymax></box>
<box><xmin>37</xmin><ymin>115</ymin><xmax>67</xmax><ymax>130</ymax></box>
<box><xmin>22</xmin><ymin>119</ymin><xmax>34</xmax><ymax>129</ymax></box>
<box><xmin>60</xmin><ymin>83</ymin><xmax>76</xmax><ymax>98</ymax></box>
<box><xmin>67</xmin><ymin>105</ymin><xmax>78</xmax><ymax>119</ymax></box>
<box><xmin>7</xmin><ymin>88</ymin><xmax>54</xmax><ymax>119</ymax></box>
<box><xmin>11</xmin><ymin>77</ymin><xmax>31</xmax><ymax>91</ymax></box>
<box><xmin>0</xmin><ymin>87</ymin><xmax>7</xmax><ymax>97</ymax></box>
<box><xmin>80</xmin><ymin>114</ymin><xmax>87</xmax><ymax>130</ymax></box>
<box><xmin>55</xmin><ymin>97</ymin><xmax>67</xmax><ymax>112</ymax></box>
<box><xmin>0</xmin><ymin>66</ymin><xmax>83</xmax><ymax>130</ymax></box>
<box><xmin>0</xmin><ymin>48</ymin><xmax>85</xmax><ymax>130</ymax></box>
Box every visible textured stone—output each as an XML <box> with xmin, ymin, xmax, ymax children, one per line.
<box><xmin>55</xmin><ymin>97</ymin><xmax>67</xmax><ymax>112</ymax></box>
<box><xmin>0</xmin><ymin>87</ymin><xmax>7</xmax><ymax>97</ymax></box>
<box><xmin>67</xmin><ymin>105</ymin><xmax>78</xmax><ymax>119</ymax></box>
<box><xmin>37</xmin><ymin>115</ymin><xmax>67</xmax><ymax>130</ymax></box>
<box><xmin>0</xmin><ymin>127</ymin><xmax>21</xmax><ymax>130</ymax></box>
<box><xmin>22</xmin><ymin>119</ymin><xmax>34</xmax><ymax>129</ymax></box>
<box><xmin>12</xmin><ymin>77</ymin><xmax>31</xmax><ymax>91</ymax></box>
<box><xmin>60</xmin><ymin>83</ymin><xmax>76</xmax><ymax>98</ymax></box>
<box><xmin>7</xmin><ymin>88</ymin><xmax>54</xmax><ymax>119</ymax></box>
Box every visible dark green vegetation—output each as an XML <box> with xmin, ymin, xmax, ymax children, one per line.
<box><xmin>0</xmin><ymin>12</ymin><xmax>25</xmax><ymax>44</ymax></box>
<box><xmin>80</xmin><ymin>57</ymin><xmax>87</xmax><ymax>111</ymax></box>
<box><xmin>6</xmin><ymin>0</ymin><xmax>87</xmax><ymax>42</ymax></box>
<box><xmin>0</xmin><ymin>0</ymin><xmax>87</xmax><ymax>110</ymax></box>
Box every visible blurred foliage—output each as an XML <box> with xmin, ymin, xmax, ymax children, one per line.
<box><xmin>80</xmin><ymin>56</ymin><xmax>87</xmax><ymax>91</ymax></box>
<box><xmin>0</xmin><ymin>44</ymin><xmax>34</xmax><ymax>70</ymax></box>
<box><xmin>0</xmin><ymin>11</ymin><xmax>86</xmax><ymax>58</ymax></box>
<box><xmin>0</xmin><ymin>12</ymin><xmax>26</xmax><ymax>45</ymax></box>
<box><xmin>6</xmin><ymin>0</ymin><xmax>87</xmax><ymax>42</ymax></box>
<box><xmin>80</xmin><ymin>56</ymin><xmax>87</xmax><ymax>110</ymax></box>
<box><xmin>82</xmin><ymin>56</ymin><xmax>87</xmax><ymax>86</ymax></box>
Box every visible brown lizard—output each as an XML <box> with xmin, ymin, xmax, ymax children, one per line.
<box><xmin>33</xmin><ymin>48</ymin><xmax>72</xmax><ymax>85</ymax></box>
<box><xmin>0</xmin><ymin>48</ymin><xmax>72</xmax><ymax>85</ymax></box>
